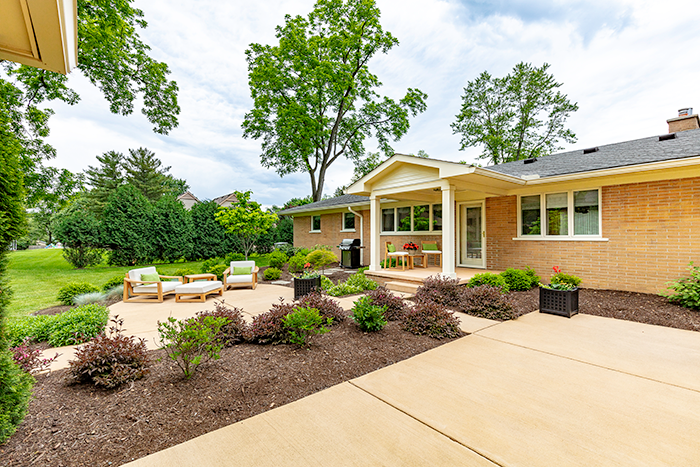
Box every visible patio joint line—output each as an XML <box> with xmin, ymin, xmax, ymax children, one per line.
<box><xmin>347</xmin><ymin>380</ymin><xmax>506</xmax><ymax>467</ymax></box>
<box><xmin>473</xmin><ymin>334</ymin><xmax>700</xmax><ymax>394</ymax></box>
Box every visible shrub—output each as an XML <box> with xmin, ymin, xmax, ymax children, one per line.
<box><xmin>268</xmin><ymin>250</ymin><xmax>289</xmax><ymax>269</ymax></box>
<box><xmin>311</xmin><ymin>244</ymin><xmax>332</xmax><ymax>251</ymax></box>
<box><xmin>207</xmin><ymin>264</ymin><xmax>229</xmax><ymax>281</ymax></box>
<box><xmin>62</xmin><ymin>247</ymin><xmax>104</xmax><ymax>269</ymax></box>
<box><xmin>102</xmin><ymin>275</ymin><xmax>125</xmax><ymax>292</ymax></box>
<box><xmin>524</xmin><ymin>266</ymin><xmax>540</xmax><ymax>288</ymax></box>
<box><xmin>157</xmin><ymin>315</ymin><xmax>227</xmax><ymax>379</ymax></box>
<box><xmin>500</xmin><ymin>268</ymin><xmax>533</xmax><ymax>291</ymax></box>
<box><xmin>201</xmin><ymin>257</ymin><xmax>224</xmax><ymax>273</ymax></box>
<box><xmin>11</xmin><ymin>338</ymin><xmax>59</xmax><ymax>374</ymax></box>
<box><xmin>319</xmin><ymin>274</ymin><xmax>334</xmax><ymax>291</ymax></box>
<box><xmin>551</xmin><ymin>273</ymin><xmax>582</xmax><ymax>288</ymax></box>
<box><xmin>350</xmin><ymin>296</ymin><xmax>387</xmax><ymax>332</ymax></box>
<box><xmin>73</xmin><ymin>291</ymin><xmax>107</xmax><ymax>306</ymax></box>
<box><xmin>364</xmin><ymin>287</ymin><xmax>407</xmax><ymax>321</ymax></box>
<box><xmin>57</xmin><ymin>282</ymin><xmax>99</xmax><ymax>306</ymax></box>
<box><xmin>264</xmin><ymin>267</ymin><xmax>282</xmax><ymax>280</ymax></box>
<box><xmin>47</xmin><ymin>304</ymin><xmax>110</xmax><ymax>347</ymax></box>
<box><xmin>414</xmin><ymin>275</ymin><xmax>464</xmax><ymax>309</ymax></box>
<box><xmin>282</xmin><ymin>307</ymin><xmax>331</xmax><ymax>347</ymax></box>
<box><xmin>402</xmin><ymin>301</ymin><xmax>462</xmax><ymax>339</ymax></box>
<box><xmin>306</xmin><ymin>249</ymin><xmax>337</xmax><ymax>272</ymax></box>
<box><xmin>244</xmin><ymin>300</ymin><xmax>296</xmax><ymax>344</ymax></box>
<box><xmin>0</xmin><ymin>351</ymin><xmax>34</xmax><ymax>444</ymax></box>
<box><xmin>224</xmin><ymin>252</ymin><xmax>246</xmax><ymax>263</ymax></box>
<box><xmin>461</xmin><ymin>285</ymin><xmax>516</xmax><ymax>320</ymax></box>
<box><xmin>66</xmin><ymin>317</ymin><xmax>150</xmax><ymax>388</ymax></box>
<box><xmin>663</xmin><ymin>261</ymin><xmax>700</xmax><ymax>309</ymax></box>
<box><xmin>296</xmin><ymin>292</ymin><xmax>346</xmax><ymax>323</ymax></box>
<box><xmin>326</xmin><ymin>271</ymin><xmax>378</xmax><ymax>297</ymax></box>
<box><xmin>6</xmin><ymin>315</ymin><xmax>53</xmax><ymax>347</ymax></box>
<box><xmin>467</xmin><ymin>273</ymin><xmax>509</xmax><ymax>293</ymax></box>
<box><xmin>288</xmin><ymin>253</ymin><xmax>307</xmax><ymax>273</ymax></box>
<box><xmin>172</xmin><ymin>268</ymin><xmax>197</xmax><ymax>278</ymax></box>
<box><xmin>197</xmin><ymin>301</ymin><xmax>247</xmax><ymax>346</ymax></box>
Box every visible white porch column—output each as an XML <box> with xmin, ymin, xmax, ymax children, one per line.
<box><xmin>441</xmin><ymin>185</ymin><xmax>456</xmax><ymax>279</ymax></box>
<box><xmin>369</xmin><ymin>194</ymin><xmax>381</xmax><ymax>271</ymax></box>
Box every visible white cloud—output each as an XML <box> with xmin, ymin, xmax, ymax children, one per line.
<box><xmin>41</xmin><ymin>0</ymin><xmax>700</xmax><ymax>205</ymax></box>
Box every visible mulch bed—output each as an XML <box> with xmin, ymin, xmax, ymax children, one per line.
<box><xmin>1</xmin><ymin>318</ymin><xmax>459</xmax><ymax>467</ymax></box>
<box><xmin>507</xmin><ymin>288</ymin><xmax>700</xmax><ymax>332</ymax></box>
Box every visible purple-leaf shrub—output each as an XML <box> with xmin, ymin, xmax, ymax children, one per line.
<box><xmin>296</xmin><ymin>292</ymin><xmax>346</xmax><ymax>323</ymax></box>
<box><xmin>197</xmin><ymin>301</ymin><xmax>247</xmax><ymax>346</ymax></box>
<box><xmin>364</xmin><ymin>287</ymin><xmax>407</xmax><ymax>321</ymax></box>
<box><xmin>402</xmin><ymin>301</ymin><xmax>462</xmax><ymax>339</ymax></box>
<box><xmin>11</xmin><ymin>338</ymin><xmax>59</xmax><ymax>374</ymax></box>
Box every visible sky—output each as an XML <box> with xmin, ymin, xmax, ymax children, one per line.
<box><xmin>43</xmin><ymin>0</ymin><xmax>700</xmax><ymax>207</ymax></box>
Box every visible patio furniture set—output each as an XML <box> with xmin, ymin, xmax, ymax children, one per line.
<box><xmin>122</xmin><ymin>261</ymin><xmax>259</xmax><ymax>303</ymax></box>
<box><xmin>384</xmin><ymin>240</ymin><xmax>442</xmax><ymax>271</ymax></box>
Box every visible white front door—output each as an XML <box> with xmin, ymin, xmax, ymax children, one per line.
<box><xmin>458</xmin><ymin>202</ymin><xmax>485</xmax><ymax>268</ymax></box>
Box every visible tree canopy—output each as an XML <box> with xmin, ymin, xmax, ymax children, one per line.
<box><xmin>451</xmin><ymin>62</ymin><xmax>578</xmax><ymax>165</ymax></box>
<box><xmin>243</xmin><ymin>0</ymin><xmax>427</xmax><ymax>201</ymax></box>
<box><xmin>1</xmin><ymin>0</ymin><xmax>180</xmax><ymax>204</ymax></box>
<box><xmin>215</xmin><ymin>191</ymin><xmax>277</xmax><ymax>260</ymax></box>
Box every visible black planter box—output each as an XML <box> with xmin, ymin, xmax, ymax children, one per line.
<box><xmin>539</xmin><ymin>286</ymin><xmax>579</xmax><ymax>318</ymax></box>
<box><xmin>294</xmin><ymin>277</ymin><xmax>321</xmax><ymax>300</ymax></box>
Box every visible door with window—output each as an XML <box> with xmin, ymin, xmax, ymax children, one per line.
<box><xmin>459</xmin><ymin>202</ymin><xmax>485</xmax><ymax>268</ymax></box>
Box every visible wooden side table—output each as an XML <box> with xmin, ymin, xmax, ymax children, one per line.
<box><xmin>184</xmin><ymin>273</ymin><xmax>217</xmax><ymax>283</ymax></box>
<box><xmin>408</xmin><ymin>253</ymin><xmax>427</xmax><ymax>269</ymax></box>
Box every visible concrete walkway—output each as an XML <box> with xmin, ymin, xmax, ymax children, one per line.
<box><xmin>125</xmin><ymin>312</ymin><xmax>700</xmax><ymax>467</ymax></box>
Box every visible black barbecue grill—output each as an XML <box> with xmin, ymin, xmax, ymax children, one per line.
<box><xmin>338</xmin><ymin>239</ymin><xmax>362</xmax><ymax>269</ymax></box>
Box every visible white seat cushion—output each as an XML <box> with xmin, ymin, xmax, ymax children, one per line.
<box><xmin>422</xmin><ymin>250</ymin><xmax>442</xmax><ymax>254</ymax></box>
<box><xmin>128</xmin><ymin>266</ymin><xmax>158</xmax><ymax>281</ymax></box>
<box><xmin>133</xmin><ymin>281</ymin><xmax>181</xmax><ymax>294</ymax></box>
<box><xmin>387</xmin><ymin>251</ymin><xmax>408</xmax><ymax>256</ymax></box>
<box><xmin>227</xmin><ymin>274</ymin><xmax>254</xmax><ymax>284</ymax></box>
<box><xmin>175</xmin><ymin>281</ymin><xmax>222</xmax><ymax>294</ymax></box>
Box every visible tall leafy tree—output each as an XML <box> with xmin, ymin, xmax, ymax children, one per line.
<box><xmin>54</xmin><ymin>196</ymin><xmax>103</xmax><ymax>268</ymax></box>
<box><xmin>452</xmin><ymin>62</ymin><xmax>578</xmax><ymax>165</ymax></box>
<box><xmin>0</xmin><ymin>85</ymin><xmax>33</xmax><ymax>444</ymax></box>
<box><xmin>30</xmin><ymin>169</ymin><xmax>84</xmax><ymax>244</ymax></box>
<box><xmin>85</xmin><ymin>151</ymin><xmax>125</xmax><ymax>215</ymax></box>
<box><xmin>243</xmin><ymin>0</ymin><xmax>428</xmax><ymax>201</ymax></box>
<box><xmin>124</xmin><ymin>147</ymin><xmax>186</xmax><ymax>203</ymax></box>
<box><xmin>215</xmin><ymin>191</ymin><xmax>277</xmax><ymax>260</ymax></box>
<box><xmin>1</xmin><ymin>0</ymin><xmax>180</xmax><ymax>204</ymax></box>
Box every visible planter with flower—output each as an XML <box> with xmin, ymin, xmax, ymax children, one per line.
<box><xmin>403</xmin><ymin>242</ymin><xmax>419</xmax><ymax>252</ymax></box>
<box><xmin>293</xmin><ymin>263</ymin><xmax>322</xmax><ymax>299</ymax></box>
<box><xmin>539</xmin><ymin>266</ymin><xmax>582</xmax><ymax>317</ymax></box>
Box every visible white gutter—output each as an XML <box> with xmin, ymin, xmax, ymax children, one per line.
<box><xmin>348</xmin><ymin>206</ymin><xmax>364</xmax><ymax>250</ymax></box>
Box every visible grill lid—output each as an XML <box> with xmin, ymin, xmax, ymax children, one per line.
<box><xmin>338</xmin><ymin>238</ymin><xmax>361</xmax><ymax>249</ymax></box>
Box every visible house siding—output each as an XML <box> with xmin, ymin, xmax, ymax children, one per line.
<box><xmin>486</xmin><ymin>177</ymin><xmax>700</xmax><ymax>294</ymax></box>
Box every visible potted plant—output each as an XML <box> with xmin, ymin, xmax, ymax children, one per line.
<box><xmin>293</xmin><ymin>262</ymin><xmax>321</xmax><ymax>299</ymax></box>
<box><xmin>403</xmin><ymin>242</ymin><xmax>419</xmax><ymax>252</ymax></box>
<box><xmin>539</xmin><ymin>266</ymin><xmax>581</xmax><ymax>318</ymax></box>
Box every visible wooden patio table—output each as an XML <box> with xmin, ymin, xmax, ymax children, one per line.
<box><xmin>184</xmin><ymin>273</ymin><xmax>217</xmax><ymax>283</ymax></box>
<box><xmin>407</xmin><ymin>252</ymin><xmax>427</xmax><ymax>269</ymax></box>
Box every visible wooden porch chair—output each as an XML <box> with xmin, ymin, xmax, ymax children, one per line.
<box><xmin>123</xmin><ymin>266</ymin><xmax>183</xmax><ymax>303</ymax></box>
<box><xmin>384</xmin><ymin>242</ymin><xmax>409</xmax><ymax>271</ymax></box>
<box><xmin>421</xmin><ymin>241</ymin><xmax>442</xmax><ymax>267</ymax></box>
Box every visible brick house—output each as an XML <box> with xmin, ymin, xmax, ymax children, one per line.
<box><xmin>279</xmin><ymin>112</ymin><xmax>700</xmax><ymax>294</ymax></box>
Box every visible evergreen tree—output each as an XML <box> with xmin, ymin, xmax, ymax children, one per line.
<box><xmin>124</xmin><ymin>147</ymin><xmax>188</xmax><ymax>202</ymax></box>
<box><xmin>189</xmin><ymin>201</ymin><xmax>236</xmax><ymax>260</ymax></box>
<box><xmin>101</xmin><ymin>184</ymin><xmax>154</xmax><ymax>266</ymax></box>
<box><xmin>150</xmin><ymin>196</ymin><xmax>193</xmax><ymax>263</ymax></box>
<box><xmin>84</xmin><ymin>151</ymin><xmax>125</xmax><ymax>215</ymax></box>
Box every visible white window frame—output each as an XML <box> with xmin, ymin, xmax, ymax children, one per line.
<box><xmin>380</xmin><ymin>203</ymin><xmax>443</xmax><ymax>236</ymax></box>
<box><xmin>310</xmin><ymin>215</ymin><xmax>321</xmax><ymax>233</ymax></box>
<box><xmin>341</xmin><ymin>212</ymin><xmax>356</xmax><ymax>232</ymax></box>
<box><xmin>515</xmin><ymin>188</ymin><xmax>608</xmax><ymax>241</ymax></box>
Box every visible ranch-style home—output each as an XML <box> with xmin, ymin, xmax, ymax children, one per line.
<box><xmin>279</xmin><ymin>111</ymin><xmax>700</xmax><ymax>294</ymax></box>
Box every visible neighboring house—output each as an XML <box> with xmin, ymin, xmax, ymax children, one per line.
<box><xmin>176</xmin><ymin>192</ymin><xmax>238</xmax><ymax>209</ymax></box>
<box><xmin>279</xmin><ymin>111</ymin><xmax>700</xmax><ymax>294</ymax></box>
<box><xmin>176</xmin><ymin>191</ymin><xmax>200</xmax><ymax>210</ymax></box>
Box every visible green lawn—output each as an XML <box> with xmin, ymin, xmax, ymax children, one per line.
<box><xmin>6</xmin><ymin>249</ymin><xmax>269</xmax><ymax>319</ymax></box>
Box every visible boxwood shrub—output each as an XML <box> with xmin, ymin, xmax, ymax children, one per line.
<box><xmin>499</xmin><ymin>268</ymin><xmax>533</xmax><ymax>291</ymax></box>
<box><xmin>467</xmin><ymin>273</ymin><xmax>509</xmax><ymax>293</ymax></box>
<box><xmin>57</xmin><ymin>282</ymin><xmax>99</xmax><ymax>306</ymax></box>
<box><xmin>263</xmin><ymin>267</ymin><xmax>282</xmax><ymax>280</ymax></box>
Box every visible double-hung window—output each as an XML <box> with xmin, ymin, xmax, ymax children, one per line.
<box><xmin>310</xmin><ymin>215</ymin><xmax>321</xmax><ymax>232</ymax></box>
<box><xmin>519</xmin><ymin>189</ymin><xmax>602</xmax><ymax>239</ymax></box>
<box><xmin>342</xmin><ymin>212</ymin><xmax>355</xmax><ymax>231</ymax></box>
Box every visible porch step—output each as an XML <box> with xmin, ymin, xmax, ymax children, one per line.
<box><xmin>385</xmin><ymin>281</ymin><xmax>420</xmax><ymax>295</ymax></box>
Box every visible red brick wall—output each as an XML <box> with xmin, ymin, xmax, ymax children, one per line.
<box><xmin>486</xmin><ymin>177</ymin><xmax>700</xmax><ymax>294</ymax></box>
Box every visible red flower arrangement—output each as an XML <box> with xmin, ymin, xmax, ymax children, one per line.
<box><xmin>403</xmin><ymin>242</ymin><xmax>419</xmax><ymax>251</ymax></box>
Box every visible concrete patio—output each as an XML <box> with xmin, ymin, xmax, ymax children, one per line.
<box><xmin>125</xmin><ymin>311</ymin><xmax>700</xmax><ymax>467</ymax></box>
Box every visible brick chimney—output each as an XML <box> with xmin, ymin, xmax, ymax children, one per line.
<box><xmin>667</xmin><ymin>108</ymin><xmax>700</xmax><ymax>133</ymax></box>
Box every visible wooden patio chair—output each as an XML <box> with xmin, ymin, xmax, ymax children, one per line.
<box><xmin>123</xmin><ymin>266</ymin><xmax>183</xmax><ymax>303</ymax></box>
<box><xmin>222</xmin><ymin>260</ymin><xmax>259</xmax><ymax>290</ymax></box>
<box><xmin>421</xmin><ymin>241</ymin><xmax>442</xmax><ymax>267</ymax></box>
<box><xmin>384</xmin><ymin>242</ymin><xmax>409</xmax><ymax>271</ymax></box>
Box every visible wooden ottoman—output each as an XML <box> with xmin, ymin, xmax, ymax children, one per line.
<box><xmin>175</xmin><ymin>280</ymin><xmax>223</xmax><ymax>303</ymax></box>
